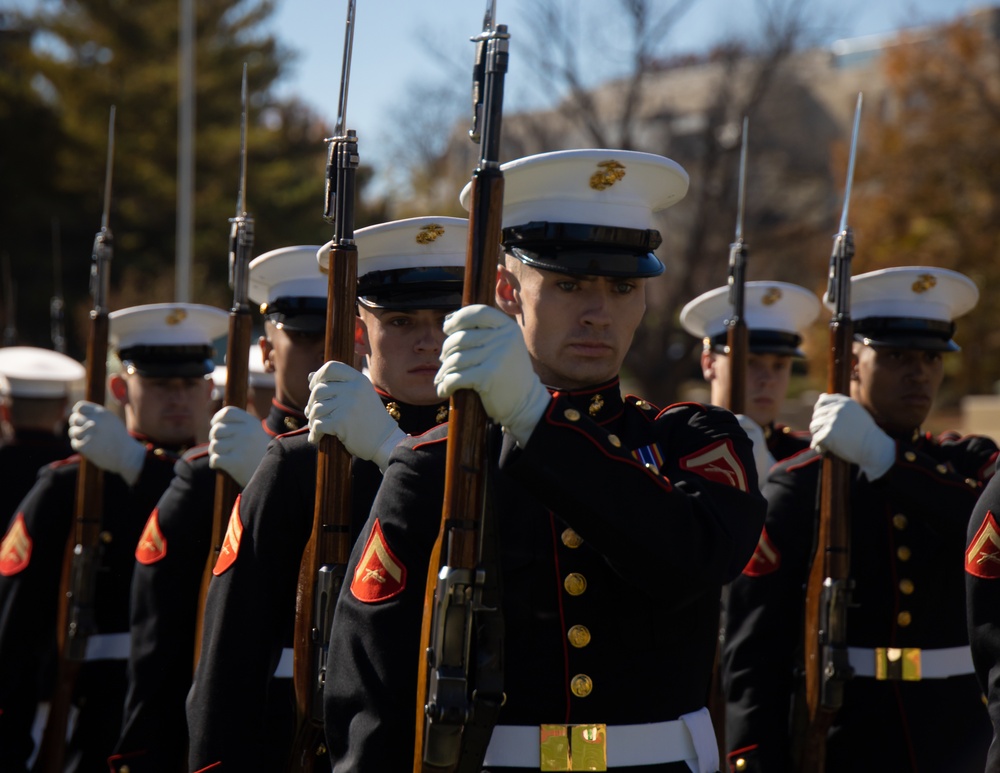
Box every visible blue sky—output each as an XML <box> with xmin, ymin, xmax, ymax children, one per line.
<box><xmin>9</xmin><ymin>0</ymin><xmax>986</xmax><ymax>184</ymax></box>
<box><xmin>271</xmin><ymin>0</ymin><xmax>984</xmax><ymax>158</ymax></box>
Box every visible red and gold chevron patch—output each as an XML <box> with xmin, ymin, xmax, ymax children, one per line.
<box><xmin>135</xmin><ymin>509</ymin><xmax>167</xmax><ymax>565</ymax></box>
<box><xmin>966</xmin><ymin>510</ymin><xmax>1000</xmax><ymax>579</ymax></box>
<box><xmin>0</xmin><ymin>513</ymin><xmax>32</xmax><ymax>576</ymax></box>
<box><xmin>680</xmin><ymin>439</ymin><xmax>749</xmax><ymax>492</ymax></box>
<box><xmin>350</xmin><ymin>519</ymin><xmax>406</xmax><ymax>603</ymax></box>
<box><xmin>212</xmin><ymin>497</ymin><xmax>244</xmax><ymax>576</ymax></box>
<box><xmin>743</xmin><ymin>526</ymin><xmax>781</xmax><ymax>577</ymax></box>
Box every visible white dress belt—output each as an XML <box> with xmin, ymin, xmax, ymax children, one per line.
<box><xmin>82</xmin><ymin>631</ymin><xmax>130</xmax><ymax>661</ymax></box>
<box><xmin>483</xmin><ymin>706</ymin><xmax>718</xmax><ymax>772</ymax></box>
<box><xmin>847</xmin><ymin>644</ymin><xmax>974</xmax><ymax>678</ymax></box>
<box><xmin>273</xmin><ymin>647</ymin><xmax>294</xmax><ymax>678</ymax></box>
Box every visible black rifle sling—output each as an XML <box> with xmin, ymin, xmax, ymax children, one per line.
<box><xmin>455</xmin><ymin>426</ymin><xmax>505</xmax><ymax>773</ymax></box>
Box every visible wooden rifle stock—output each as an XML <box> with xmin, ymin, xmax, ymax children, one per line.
<box><xmin>415</xmin><ymin>7</ymin><xmax>508</xmax><ymax>769</ymax></box>
<box><xmin>287</xmin><ymin>6</ymin><xmax>359</xmax><ymax>765</ymax></box>
<box><xmin>798</xmin><ymin>92</ymin><xmax>862</xmax><ymax>773</ymax></box>
<box><xmin>798</xmin><ymin>305</ymin><xmax>853</xmax><ymax>772</ymax></box>
<box><xmin>287</xmin><ymin>234</ymin><xmax>357</xmax><ymax>772</ymax></box>
<box><xmin>36</xmin><ymin>106</ymin><xmax>115</xmax><ymax>773</ymax></box>
<box><xmin>194</xmin><ymin>64</ymin><xmax>254</xmax><ymax>667</ymax></box>
<box><xmin>414</xmin><ymin>171</ymin><xmax>504</xmax><ymax>773</ymax></box>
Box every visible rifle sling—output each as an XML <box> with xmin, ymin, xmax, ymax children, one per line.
<box><xmin>455</xmin><ymin>427</ymin><xmax>505</xmax><ymax>773</ymax></box>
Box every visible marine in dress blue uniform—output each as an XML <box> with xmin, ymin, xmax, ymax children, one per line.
<box><xmin>0</xmin><ymin>303</ymin><xmax>225</xmax><ymax>773</ymax></box>
<box><xmin>0</xmin><ymin>347</ymin><xmax>84</xmax><ymax>528</ymax></box>
<box><xmin>323</xmin><ymin>149</ymin><xmax>767</xmax><ymax>773</ymax></box>
<box><xmin>186</xmin><ymin>217</ymin><xmax>467</xmax><ymax>772</ymax></box>
<box><xmin>965</xmin><ymin>428</ymin><xmax>1000</xmax><ymax>772</ymax></box>
<box><xmin>681</xmin><ymin>281</ymin><xmax>820</xmax><ymax>483</ymax></box>
<box><xmin>110</xmin><ymin>246</ymin><xmax>326</xmax><ymax>773</ymax></box>
<box><xmin>724</xmin><ymin>267</ymin><xmax>996</xmax><ymax>772</ymax></box>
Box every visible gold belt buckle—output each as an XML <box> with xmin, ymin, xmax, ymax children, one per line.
<box><xmin>875</xmin><ymin>647</ymin><xmax>922</xmax><ymax>680</ymax></box>
<box><xmin>540</xmin><ymin>724</ymin><xmax>608</xmax><ymax>771</ymax></box>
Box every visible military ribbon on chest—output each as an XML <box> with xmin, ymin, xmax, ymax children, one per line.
<box><xmin>631</xmin><ymin>442</ymin><xmax>665</xmax><ymax>474</ymax></box>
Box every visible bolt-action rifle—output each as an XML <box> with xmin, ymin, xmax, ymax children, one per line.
<box><xmin>195</xmin><ymin>64</ymin><xmax>255</xmax><ymax>664</ymax></box>
<box><xmin>414</xmin><ymin>3</ymin><xmax>509</xmax><ymax>771</ymax></box>
<box><xmin>286</xmin><ymin>2</ymin><xmax>358</xmax><ymax>770</ymax></box>
<box><xmin>798</xmin><ymin>92</ymin><xmax>863</xmax><ymax>773</ymax></box>
<box><xmin>709</xmin><ymin>115</ymin><xmax>750</xmax><ymax>760</ymax></box>
<box><xmin>36</xmin><ymin>104</ymin><xmax>116</xmax><ymax>773</ymax></box>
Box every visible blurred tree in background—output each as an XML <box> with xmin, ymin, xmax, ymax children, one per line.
<box><xmin>852</xmin><ymin>16</ymin><xmax>1000</xmax><ymax>402</ymax></box>
<box><xmin>0</xmin><ymin>0</ymin><xmax>386</xmax><ymax>357</ymax></box>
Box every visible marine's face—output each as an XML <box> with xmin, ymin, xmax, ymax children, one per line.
<box><xmin>357</xmin><ymin>306</ymin><xmax>449</xmax><ymax>406</ymax></box>
<box><xmin>851</xmin><ymin>343</ymin><xmax>944</xmax><ymax>433</ymax></box>
<box><xmin>496</xmin><ymin>259</ymin><xmax>646</xmax><ymax>390</ymax></box>
<box><xmin>117</xmin><ymin>373</ymin><xmax>212</xmax><ymax>445</ymax></box>
<box><xmin>262</xmin><ymin>323</ymin><xmax>326</xmax><ymax>412</ymax></box>
<box><xmin>705</xmin><ymin>351</ymin><xmax>793</xmax><ymax>426</ymax></box>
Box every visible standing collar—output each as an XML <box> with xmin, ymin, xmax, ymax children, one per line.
<box><xmin>548</xmin><ymin>376</ymin><xmax>625</xmax><ymax>425</ymax></box>
<box><xmin>373</xmin><ymin>387</ymin><xmax>450</xmax><ymax>436</ymax></box>
<box><xmin>266</xmin><ymin>399</ymin><xmax>307</xmax><ymax>436</ymax></box>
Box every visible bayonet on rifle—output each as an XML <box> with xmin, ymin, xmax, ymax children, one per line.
<box><xmin>415</xmin><ymin>2</ymin><xmax>509</xmax><ymax>770</ymax></box>
<box><xmin>288</xmin><ymin>2</ymin><xmax>359</xmax><ymax>770</ymax></box>
<box><xmin>799</xmin><ymin>92</ymin><xmax>863</xmax><ymax>773</ymax></box>
<box><xmin>51</xmin><ymin>218</ymin><xmax>67</xmax><ymax>353</ymax></box>
<box><xmin>37</xmin><ymin>104</ymin><xmax>116</xmax><ymax>773</ymax></box>
<box><xmin>196</xmin><ymin>65</ymin><xmax>256</xmax><ymax>665</ymax></box>
<box><xmin>1</xmin><ymin>252</ymin><xmax>15</xmax><ymax>347</ymax></box>
<box><xmin>725</xmin><ymin>116</ymin><xmax>750</xmax><ymax>413</ymax></box>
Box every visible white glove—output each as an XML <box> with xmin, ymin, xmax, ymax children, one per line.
<box><xmin>306</xmin><ymin>361</ymin><xmax>405</xmax><ymax>472</ymax></box>
<box><xmin>736</xmin><ymin>414</ymin><xmax>776</xmax><ymax>490</ymax></box>
<box><xmin>209</xmin><ymin>406</ymin><xmax>271</xmax><ymax>488</ymax></box>
<box><xmin>435</xmin><ymin>305</ymin><xmax>550</xmax><ymax>448</ymax></box>
<box><xmin>809</xmin><ymin>392</ymin><xmax>896</xmax><ymax>481</ymax></box>
<box><xmin>68</xmin><ymin>401</ymin><xmax>147</xmax><ymax>486</ymax></box>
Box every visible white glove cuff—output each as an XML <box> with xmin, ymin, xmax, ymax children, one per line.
<box><xmin>505</xmin><ymin>382</ymin><xmax>550</xmax><ymax>449</ymax></box>
<box><xmin>119</xmin><ymin>438</ymin><xmax>148</xmax><ymax>487</ymax></box>
<box><xmin>372</xmin><ymin>427</ymin><xmax>407</xmax><ymax>474</ymax></box>
<box><xmin>861</xmin><ymin>433</ymin><xmax>896</xmax><ymax>481</ymax></box>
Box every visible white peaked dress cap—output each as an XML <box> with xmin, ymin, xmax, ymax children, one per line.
<box><xmin>109</xmin><ymin>303</ymin><xmax>229</xmax><ymax>377</ymax></box>
<box><xmin>460</xmin><ymin>149</ymin><xmax>690</xmax><ymax>278</ymax></box>
<box><xmin>0</xmin><ymin>346</ymin><xmax>86</xmax><ymax>398</ymax></box>
<box><xmin>461</xmin><ymin>149</ymin><xmax>689</xmax><ymax>230</ymax></box>
<box><xmin>249</xmin><ymin>245</ymin><xmax>327</xmax><ymax>334</ymax></box>
<box><xmin>828</xmin><ymin>266</ymin><xmax>979</xmax><ymax>352</ymax></box>
<box><xmin>680</xmin><ymin>281</ymin><xmax>821</xmax><ymax>357</ymax></box>
<box><xmin>318</xmin><ymin>216</ymin><xmax>468</xmax><ymax>311</ymax></box>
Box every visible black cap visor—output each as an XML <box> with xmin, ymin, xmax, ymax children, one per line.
<box><xmin>357</xmin><ymin>266</ymin><xmax>464</xmax><ymax>311</ymax></box>
<box><xmin>503</xmin><ymin>221</ymin><xmax>664</xmax><ymax>278</ymax></box>
<box><xmin>119</xmin><ymin>345</ymin><xmax>216</xmax><ymax>378</ymax></box>
<box><xmin>710</xmin><ymin>329</ymin><xmax>806</xmax><ymax>358</ymax></box>
<box><xmin>262</xmin><ymin>296</ymin><xmax>328</xmax><ymax>334</ymax></box>
<box><xmin>854</xmin><ymin>317</ymin><xmax>959</xmax><ymax>352</ymax></box>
